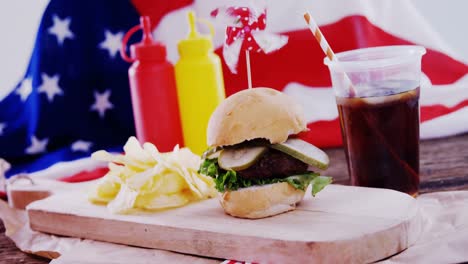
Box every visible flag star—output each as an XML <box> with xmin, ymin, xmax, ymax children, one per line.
<box><xmin>38</xmin><ymin>73</ymin><xmax>63</xmax><ymax>102</ymax></box>
<box><xmin>99</xmin><ymin>30</ymin><xmax>124</xmax><ymax>58</ymax></box>
<box><xmin>48</xmin><ymin>15</ymin><xmax>74</xmax><ymax>45</ymax></box>
<box><xmin>71</xmin><ymin>140</ymin><xmax>93</xmax><ymax>152</ymax></box>
<box><xmin>90</xmin><ymin>90</ymin><xmax>114</xmax><ymax>118</ymax></box>
<box><xmin>0</xmin><ymin>123</ymin><xmax>6</xmax><ymax>136</ymax></box>
<box><xmin>25</xmin><ymin>135</ymin><xmax>48</xmax><ymax>155</ymax></box>
<box><xmin>16</xmin><ymin>78</ymin><xmax>33</xmax><ymax>102</ymax></box>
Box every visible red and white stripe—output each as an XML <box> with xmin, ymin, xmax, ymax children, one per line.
<box><xmin>303</xmin><ymin>11</ymin><xmax>356</xmax><ymax>97</ymax></box>
<box><xmin>149</xmin><ymin>0</ymin><xmax>468</xmax><ymax>148</ymax></box>
<box><xmin>303</xmin><ymin>12</ymin><xmax>334</xmax><ymax>61</ymax></box>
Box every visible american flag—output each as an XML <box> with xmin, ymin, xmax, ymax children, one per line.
<box><xmin>1</xmin><ymin>0</ymin><xmax>468</xmax><ymax>178</ymax></box>
<box><xmin>0</xmin><ymin>0</ymin><xmax>143</xmax><ymax>177</ymax></box>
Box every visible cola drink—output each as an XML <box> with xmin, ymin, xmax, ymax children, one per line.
<box><xmin>336</xmin><ymin>83</ymin><xmax>420</xmax><ymax>196</ymax></box>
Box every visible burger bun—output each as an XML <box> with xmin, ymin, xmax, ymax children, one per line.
<box><xmin>219</xmin><ymin>182</ymin><xmax>306</xmax><ymax>219</ymax></box>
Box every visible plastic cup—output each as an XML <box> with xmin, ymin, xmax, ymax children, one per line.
<box><xmin>324</xmin><ymin>45</ymin><xmax>426</xmax><ymax>196</ymax></box>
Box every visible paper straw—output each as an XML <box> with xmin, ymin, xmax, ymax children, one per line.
<box><xmin>303</xmin><ymin>12</ymin><xmax>356</xmax><ymax>96</ymax></box>
<box><xmin>246</xmin><ymin>50</ymin><xmax>252</xmax><ymax>89</ymax></box>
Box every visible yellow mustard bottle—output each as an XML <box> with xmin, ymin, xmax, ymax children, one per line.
<box><xmin>175</xmin><ymin>11</ymin><xmax>225</xmax><ymax>154</ymax></box>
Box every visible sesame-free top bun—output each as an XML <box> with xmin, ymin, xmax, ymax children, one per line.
<box><xmin>220</xmin><ymin>182</ymin><xmax>306</xmax><ymax>219</ymax></box>
<box><xmin>207</xmin><ymin>87</ymin><xmax>307</xmax><ymax>147</ymax></box>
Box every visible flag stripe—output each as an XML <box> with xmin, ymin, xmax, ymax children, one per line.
<box><xmin>421</xmin><ymin>100</ymin><xmax>468</xmax><ymax>122</ymax></box>
<box><xmin>420</xmin><ymin>106</ymin><xmax>468</xmax><ymax>139</ymax></box>
<box><xmin>216</xmin><ymin>15</ymin><xmax>467</xmax><ymax>93</ymax></box>
<box><xmin>131</xmin><ymin>0</ymin><xmax>193</xmax><ymax>28</ymax></box>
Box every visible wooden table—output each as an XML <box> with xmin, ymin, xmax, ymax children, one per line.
<box><xmin>326</xmin><ymin>133</ymin><xmax>468</xmax><ymax>192</ymax></box>
<box><xmin>1</xmin><ymin>133</ymin><xmax>468</xmax><ymax>263</ymax></box>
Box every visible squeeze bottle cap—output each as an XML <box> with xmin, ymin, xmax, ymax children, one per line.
<box><xmin>178</xmin><ymin>11</ymin><xmax>214</xmax><ymax>57</ymax></box>
<box><xmin>121</xmin><ymin>16</ymin><xmax>166</xmax><ymax>62</ymax></box>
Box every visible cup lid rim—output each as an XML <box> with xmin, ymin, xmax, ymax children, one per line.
<box><xmin>324</xmin><ymin>45</ymin><xmax>426</xmax><ymax>71</ymax></box>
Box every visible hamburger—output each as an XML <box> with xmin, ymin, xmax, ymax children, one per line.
<box><xmin>199</xmin><ymin>88</ymin><xmax>332</xmax><ymax>219</ymax></box>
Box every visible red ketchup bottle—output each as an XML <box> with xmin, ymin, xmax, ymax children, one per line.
<box><xmin>121</xmin><ymin>16</ymin><xmax>183</xmax><ymax>151</ymax></box>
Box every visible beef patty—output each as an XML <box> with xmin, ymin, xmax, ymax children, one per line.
<box><xmin>237</xmin><ymin>149</ymin><xmax>309</xmax><ymax>179</ymax></box>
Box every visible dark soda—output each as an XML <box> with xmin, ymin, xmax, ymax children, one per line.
<box><xmin>336</xmin><ymin>83</ymin><xmax>420</xmax><ymax>196</ymax></box>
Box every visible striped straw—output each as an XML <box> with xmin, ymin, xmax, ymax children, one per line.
<box><xmin>303</xmin><ymin>12</ymin><xmax>356</xmax><ymax>96</ymax></box>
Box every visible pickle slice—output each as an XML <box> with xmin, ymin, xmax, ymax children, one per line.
<box><xmin>218</xmin><ymin>146</ymin><xmax>267</xmax><ymax>171</ymax></box>
<box><xmin>206</xmin><ymin>150</ymin><xmax>221</xmax><ymax>159</ymax></box>
<box><xmin>202</xmin><ymin>147</ymin><xmax>222</xmax><ymax>160</ymax></box>
<box><xmin>271</xmin><ymin>139</ymin><xmax>329</xmax><ymax>170</ymax></box>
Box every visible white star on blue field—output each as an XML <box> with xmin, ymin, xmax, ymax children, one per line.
<box><xmin>0</xmin><ymin>0</ymin><xmax>141</xmax><ymax>177</ymax></box>
<box><xmin>48</xmin><ymin>15</ymin><xmax>74</xmax><ymax>45</ymax></box>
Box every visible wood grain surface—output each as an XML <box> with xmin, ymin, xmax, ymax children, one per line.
<box><xmin>2</xmin><ymin>133</ymin><xmax>468</xmax><ymax>263</ymax></box>
<box><xmin>27</xmin><ymin>185</ymin><xmax>423</xmax><ymax>263</ymax></box>
<box><xmin>324</xmin><ymin>133</ymin><xmax>468</xmax><ymax>193</ymax></box>
<box><xmin>0</xmin><ymin>223</ymin><xmax>47</xmax><ymax>264</ymax></box>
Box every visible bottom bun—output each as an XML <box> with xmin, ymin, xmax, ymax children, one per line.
<box><xmin>219</xmin><ymin>182</ymin><xmax>306</xmax><ymax>219</ymax></box>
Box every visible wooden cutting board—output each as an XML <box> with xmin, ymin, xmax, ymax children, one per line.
<box><xmin>27</xmin><ymin>184</ymin><xmax>423</xmax><ymax>263</ymax></box>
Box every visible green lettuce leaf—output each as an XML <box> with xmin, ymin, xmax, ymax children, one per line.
<box><xmin>198</xmin><ymin>158</ymin><xmax>332</xmax><ymax>195</ymax></box>
<box><xmin>310</xmin><ymin>176</ymin><xmax>333</xmax><ymax>196</ymax></box>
